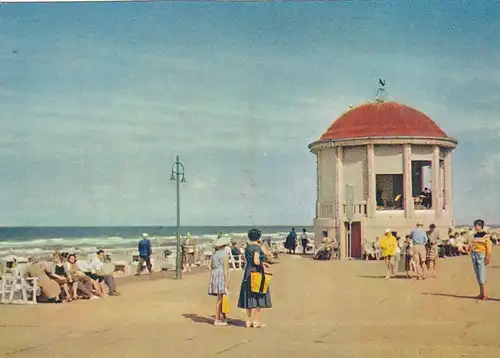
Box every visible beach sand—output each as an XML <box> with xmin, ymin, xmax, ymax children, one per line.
<box><xmin>2</xmin><ymin>250</ymin><xmax>500</xmax><ymax>358</ymax></box>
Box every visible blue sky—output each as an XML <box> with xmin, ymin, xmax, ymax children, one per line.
<box><xmin>0</xmin><ymin>1</ymin><xmax>499</xmax><ymax>226</ymax></box>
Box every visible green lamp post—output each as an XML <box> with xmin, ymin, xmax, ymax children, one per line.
<box><xmin>170</xmin><ymin>155</ymin><xmax>187</xmax><ymax>279</ymax></box>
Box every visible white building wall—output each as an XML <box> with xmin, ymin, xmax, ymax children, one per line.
<box><xmin>342</xmin><ymin>145</ymin><xmax>367</xmax><ymax>202</ymax></box>
<box><xmin>318</xmin><ymin>148</ymin><xmax>337</xmax><ymax>202</ymax></box>
<box><xmin>374</xmin><ymin>145</ymin><xmax>403</xmax><ymax>174</ymax></box>
<box><xmin>411</xmin><ymin>145</ymin><xmax>433</xmax><ymax>161</ymax></box>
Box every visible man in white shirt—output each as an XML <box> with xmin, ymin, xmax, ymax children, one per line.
<box><xmin>86</xmin><ymin>250</ymin><xmax>120</xmax><ymax>296</ymax></box>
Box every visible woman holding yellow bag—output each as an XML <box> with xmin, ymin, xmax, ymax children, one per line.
<box><xmin>237</xmin><ymin>229</ymin><xmax>272</xmax><ymax>328</ymax></box>
<box><xmin>208</xmin><ymin>236</ymin><xmax>230</xmax><ymax>326</ymax></box>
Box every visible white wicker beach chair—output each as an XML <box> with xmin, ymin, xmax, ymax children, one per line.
<box><xmin>0</xmin><ymin>264</ymin><xmax>38</xmax><ymax>305</ymax></box>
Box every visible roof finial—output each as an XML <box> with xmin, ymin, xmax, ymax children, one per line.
<box><xmin>376</xmin><ymin>78</ymin><xmax>387</xmax><ymax>102</ymax></box>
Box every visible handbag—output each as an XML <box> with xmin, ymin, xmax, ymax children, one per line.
<box><xmin>250</xmin><ymin>270</ymin><xmax>272</xmax><ymax>294</ymax></box>
<box><xmin>221</xmin><ymin>294</ymin><xmax>230</xmax><ymax>314</ymax></box>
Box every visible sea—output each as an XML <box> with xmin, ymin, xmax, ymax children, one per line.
<box><xmin>0</xmin><ymin>226</ymin><xmax>312</xmax><ymax>259</ymax></box>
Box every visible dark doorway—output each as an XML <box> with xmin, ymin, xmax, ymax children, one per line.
<box><xmin>345</xmin><ymin>222</ymin><xmax>362</xmax><ymax>259</ymax></box>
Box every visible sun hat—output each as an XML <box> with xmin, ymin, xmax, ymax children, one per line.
<box><xmin>142</xmin><ymin>233</ymin><xmax>149</xmax><ymax>238</ymax></box>
<box><xmin>416</xmin><ymin>221</ymin><xmax>423</xmax><ymax>227</ymax></box>
<box><xmin>385</xmin><ymin>229</ymin><xmax>391</xmax><ymax>234</ymax></box>
<box><xmin>214</xmin><ymin>235</ymin><xmax>230</xmax><ymax>248</ymax></box>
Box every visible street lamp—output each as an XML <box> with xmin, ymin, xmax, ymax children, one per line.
<box><xmin>170</xmin><ymin>155</ymin><xmax>187</xmax><ymax>279</ymax></box>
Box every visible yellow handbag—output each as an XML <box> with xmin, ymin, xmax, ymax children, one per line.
<box><xmin>221</xmin><ymin>295</ymin><xmax>230</xmax><ymax>314</ymax></box>
<box><xmin>250</xmin><ymin>271</ymin><xmax>272</xmax><ymax>294</ymax></box>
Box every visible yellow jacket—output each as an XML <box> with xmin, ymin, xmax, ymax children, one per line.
<box><xmin>380</xmin><ymin>233</ymin><xmax>397</xmax><ymax>257</ymax></box>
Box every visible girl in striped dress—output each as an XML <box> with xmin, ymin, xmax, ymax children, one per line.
<box><xmin>208</xmin><ymin>236</ymin><xmax>230</xmax><ymax>326</ymax></box>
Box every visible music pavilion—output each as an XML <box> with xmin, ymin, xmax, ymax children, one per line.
<box><xmin>308</xmin><ymin>97</ymin><xmax>458</xmax><ymax>259</ymax></box>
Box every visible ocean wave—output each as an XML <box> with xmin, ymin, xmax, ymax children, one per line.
<box><xmin>0</xmin><ymin>231</ymin><xmax>292</xmax><ymax>252</ymax></box>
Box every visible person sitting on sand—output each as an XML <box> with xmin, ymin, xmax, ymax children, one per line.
<box><xmin>66</xmin><ymin>254</ymin><xmax>102</xmax><ymax>299</ymax></box>
<box><xmin>380</xmin><ymin>229</ymin><xmax>397</xmax><ymax>279</ymax></box>
<box><xmin>49</xmin><ymin>251</ymin><xmax>73</xmax><ymax>302</ymax></box>
<box><xmin>25</xmin><ymin>257</ymin><xmax>62</xmax><ymax>303</ymax></box>
<box><xmin>470</xmin><ymin>219</ymin><xmax>492</xmax><ymax>301</ymax></box>
<box><xmin>208</xmin><ymin>236</ymin><xmax>230</xmax><ymax>326</ymax></box>
<box><xmin>86</xmin><ymin>250</ymin><xmax>120</xmax><ymax>296</ymax></box>
<box><xmin>238</xmin><ymin>229</ymin><xmax>272</xmax><ymax>328</ymax></box>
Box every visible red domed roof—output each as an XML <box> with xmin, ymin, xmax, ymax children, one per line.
<box><xmin>320</xmin><ymin>101</ymin><xmax>448</xmax><ymax>141</ymax></box>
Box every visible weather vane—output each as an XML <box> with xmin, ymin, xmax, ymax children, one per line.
<box><xmin>376</xmin><ymin>78</ymin><xmax>387</xmax><ymax>102</ymax></box>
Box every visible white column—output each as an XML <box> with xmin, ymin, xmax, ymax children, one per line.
<box><xmin>366</xmin><ymin>144</ymin><xmax>376</xmax><ymax>218</ymax></box>
<box><xmin>444</xmin><ymin>149</ymin><xmax>453</xmax><ymax>216</ymax></box>
<box><xmin>316</xmin><ymin>152</ymin><xmax>320</xmax><ymax>218</ymax></box>
<box><xmin>336</xmin><ymin>146</ymin><xmax>346</xmax><ymax>260</ymax></box>
<box><xmin>403</xmin><ymin>144</ymin><xmax>413</xmax><ymax>218</ymax></box>
<box><xmin>431</xmin><ymin>145</ymin><xmax>441</xmax><ymax>218</ymax></box>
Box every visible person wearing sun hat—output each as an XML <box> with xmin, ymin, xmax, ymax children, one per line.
<box><xmin>237</xmin><ymin>228</ymin><xmax>272</xmax><ymax>328</ymax></box>
<box><xmin>208</xmin><ymin>234</ymin><xmax>231</xmax><ymax>326</ymax></box>
<box><xmin>380</xmin><ymin>229</ymin><xmax>397</xmax><ymax>279</ymax></box>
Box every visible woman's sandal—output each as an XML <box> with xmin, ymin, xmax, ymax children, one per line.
<box><xmin>245</xmin><ymin>321</ymin><xmax>252</xmax><ymax>328</ymax></box>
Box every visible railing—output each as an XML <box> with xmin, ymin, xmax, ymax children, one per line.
<box><xmin>317</xmin><ymin>201</ymin><xmax>367</xmax><ymax>219</ymax></box>
<box><xmin>343</xmin><ymin>202</ymin><xmax>367</xmax><ymax>218</ymax></box>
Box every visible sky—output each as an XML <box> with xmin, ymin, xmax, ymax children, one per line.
<box><xmin>0</xmin><ymin>1</ymin><xmax>499</xmax><ymax>226</ymax></box>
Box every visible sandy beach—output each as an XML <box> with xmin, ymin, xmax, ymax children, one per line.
<box><xmin>2</xmin><ymin>250</ymin><xmax>500</xmax><ymax>358</ymax></box>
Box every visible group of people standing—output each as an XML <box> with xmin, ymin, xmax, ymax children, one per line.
<box><xmin>378</xmin><ymin>220</ymin><xmax>493</xmax><ymax>301</ymax></box>
<box><xmin>208</xmin><ymin>229</ymin><xmax>272</xmax><ymax>327</ymax></box>
<box><xmin>376</xmin><ymin>222</ymin><xmax>462</xmax><ymax>280</ymax></box>
<box><xmin>284</xmin><ymin>228</ymin><xmax>310</xmax><ymax>254</ymax></box>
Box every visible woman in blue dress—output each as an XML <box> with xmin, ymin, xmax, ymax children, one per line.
<box><xmin>237</xmin><ymin>228</ymin><xmax>272</xmax><ymax>328</ymax></box>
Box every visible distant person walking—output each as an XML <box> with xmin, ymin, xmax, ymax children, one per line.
<box><xmin>300</xmin><ymin>228</ymin><xmax>309</xmax><ymax>254</ymax></box>
<box><xmin>410</xmin><ymin>222</ymin><xmax>428</xmax><ymax>280</ymax></box>
<box><xmin>285</xmin><ymin>228</ymin><xmax>297</xmax><ymax>254</ymax></box>
<box><xmin>380</xmin><ymin>229</ymin><xmax>397</xmax><ymax>279</ymax></box>
<box><xmin>136</xmin><ymin>233</ymin><xmax>153</xmax><ymax>275</ymax></box>
<box><xmin>470</xmin><ymin>219</ymin><xmax>492</xmax><ymax>300</ymax></box>
<box><xmin>426</xmin><ymin>224</ymin><xmax>440</xmax><ymax>278</ymax></box>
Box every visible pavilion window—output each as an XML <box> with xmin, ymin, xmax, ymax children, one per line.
<box><xmin>375</xmin><ymin>174</ymin><xmax>404</xmax><ymax>210</ymax></box>
<box><xmin>411</xmin><ymin>160</ymin><xmax>432</xmax><ymax>210</ymax></box>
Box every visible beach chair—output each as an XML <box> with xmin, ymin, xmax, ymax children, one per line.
<box><xmin>229</xmin><ymin>254</ymin><xmax>244</xmax><ymax>271</ymax></box>
<box><xmin>0</xmin><ymin>265</ymin><xmax>38</xmax><ymax>305</ymax></box>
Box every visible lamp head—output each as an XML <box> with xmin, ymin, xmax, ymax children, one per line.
<box><xmin>181</xmin><ymin>175</ymin><xmax>187</xmax><ymax>183</ymax></box>
<box><xmin>170</xmin><ymin>172</ymin><xmax>176</xmax><ymax>181</ymax></box>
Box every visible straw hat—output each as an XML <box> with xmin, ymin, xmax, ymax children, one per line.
<box><xmin>142</xmin><ymin>233</ymin><xmax>149</xmax><ymax>238</ymax></box>
<box><xmin>213</xmin><ymin>235</ymin><xmax>230</xmax><ymax>248</ymax></box>
<box><xmin>385</xmin><ymin>228</ymin><xmax>391</xmax><ymax>234</ymax></box>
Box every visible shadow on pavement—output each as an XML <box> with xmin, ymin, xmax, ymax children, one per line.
<box><xmin>422</xmin><ymin>293</ymin><xmax>500</xmax><ymax>302</ymax></box>
<box><xmin>358</xmin><ymin>275</ymin><xmax>409</xmax><ymax>280</ymax></box>
<box><xmin>182</xmin><ymin>313</ymin><xmax>247</xmax><ymax>327</ymax></box>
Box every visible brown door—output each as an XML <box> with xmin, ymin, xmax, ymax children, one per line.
<box><xmin>344</xmin><ymin>222</ymin><xmax>362</xmax><ymax>259</ymax></box>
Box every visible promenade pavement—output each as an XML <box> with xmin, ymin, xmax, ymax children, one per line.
<box><xmin>2</xmin><ymin>250</ymin><xmax>500</xmax><ymax>358</ymax></box>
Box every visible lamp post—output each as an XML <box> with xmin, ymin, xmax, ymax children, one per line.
<box><xmin>170</xmin><ymin>155</ymin><xmax>187</xmax><ymax>279</ymax></box>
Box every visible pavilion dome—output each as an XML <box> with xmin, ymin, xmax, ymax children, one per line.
<box><xmin>319</xmin><ymin>101</ymin><xmax>449</xmax><ymax>141</ymax></box>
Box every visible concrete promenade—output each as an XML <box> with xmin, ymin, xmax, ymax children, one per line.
<box><xmin>2</xmin><ymin>251</ymin><xmax>500</xmax><ymax>358</ymax></box>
